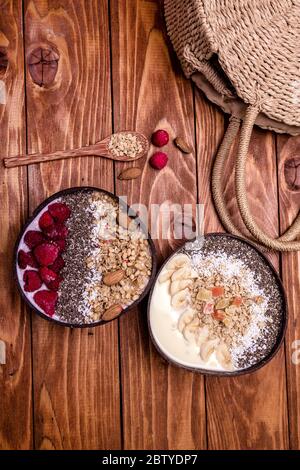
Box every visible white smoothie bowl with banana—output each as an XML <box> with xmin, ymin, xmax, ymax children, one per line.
<box><xmin>148</xmin><ymin>234</ymin><xmax>286</xmax><ymax>375</ymax></box>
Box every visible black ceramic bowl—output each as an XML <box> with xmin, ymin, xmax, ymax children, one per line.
<box><xmin>147</xmin><ymin>233</ymin><xmax>287</xmax><ymax>376</ymax></box>
<box><xmin>15</xmin><ymin>187</ymin><xmax>157</xmax><ymax>328</ymax></box>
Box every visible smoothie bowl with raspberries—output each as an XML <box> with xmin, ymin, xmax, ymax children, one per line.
<box><xmin>15</xmin><ymin>187</ymin><xmax>156</xmax><ymax>327</ymax></box>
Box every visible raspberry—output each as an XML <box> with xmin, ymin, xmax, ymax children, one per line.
<box><xmin>151</xmin><ymin>129</ymin><xmax>169</xmax><ymax>147</ymax></box>
<box><xmin>24</xmin><ymin>230</ymin><xmax>45</xmax><ymax>249</ymax></box>
<box><xmin>48</xmin><ymin>202</ymin><xmax>71</xmax><ymax>223</ymax></box>
<box><xmin>39</xmin><ymin>267</ymin><xmax>62</xmax><ymax>291</ymax></box>
<box><xmin>18</xmin><ymin>250</ymin><xmax>38</xmax><ymax>269</ymax></box>
<box><xmin>39</xmin><ymin>211</ymin><xmax>54</xmax><ymax>231</ymax></box>
<box><xmin>34</xmin><ymin>242</ymin><xmax>59</xmax><ymax>266</ymax></box>
<box><xmin>149</xmin><ymin>151</ymin><xmax>168</xmax><ymax>170</ymax></box>
<box><xmin>48</xmin><ymin>277</ymin><xmax>62</xmax><ymax>291</ymax></box>
<box><xmin>33</xmin><ymin>290</ymin><xmax>58</xmax><ymax>317</ymax></box>
<box><xmin>49</xmin><ymin>256</ymin><xmax>65</xmax><ymax>273</ymax></box>
<box><xmin>54</xmin><ymin>239</ymin><xmax>66</xmax><ymax>253</ymax></box>
<box><xmin>44</xmin><ymin>223</ymin><xmax>68</xmax><ymax>240</ymax></box>
<box><xmin>23</xmin><ymin>270</ymin><xmax>42</xmax><ymax>292</ymax></box>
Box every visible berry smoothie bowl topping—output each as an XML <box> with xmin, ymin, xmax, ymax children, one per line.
<box><xmin>16</xmin><ymin>189</ymin><xmax>153</xmax><ymax>326</ymax></box>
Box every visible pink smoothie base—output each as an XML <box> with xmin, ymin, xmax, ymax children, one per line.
<box><xmin>16</xmin><ymin>197</ymin><xmax>68</xmax><ymax>323</ymax></box>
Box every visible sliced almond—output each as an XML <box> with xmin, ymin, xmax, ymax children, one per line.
<box><xmin>118</xmin><ymin>167</ymin><xmax>142</xmax><ymax>180</ymax></box>
<box><xmin>174</xmin><ymin>136</ymin><xmax>193</xmax><ymax>154</ymax></box>
<box><xmin>103</xmin><ymin>269</ymin><xmax>125</xmax><ymax>286</ymax></box>
<box><xmin>102</xmin><ymin>304</ymin><xmax>123</xmax><ymax>321</ymax></box>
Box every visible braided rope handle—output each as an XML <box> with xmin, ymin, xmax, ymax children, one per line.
<box><xmin>212</xmin><ymin>107</ymin><xmax>300</xmax><ymax>252</ymax></box>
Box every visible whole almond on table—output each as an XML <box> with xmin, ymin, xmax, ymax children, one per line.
<box><xmin>103</xmin><ymin>269</ymin><xmax>125</xmax><ymax>286</ymax></box>
<box><xmin>118</xmin><ymin>167</ymin><xmax>141</xmax><ymax>180</ymax></box>
<box><xmin>102</xmin><ymin>304</ymin><xmax>123</xmax><ymax>321</ymax></box>
<box><xmin>174</xmin><ymin>136</ymin><xmax>193</xmax><ymax>154</ymax></box>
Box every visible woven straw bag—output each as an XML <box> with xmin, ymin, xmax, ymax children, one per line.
<box><xmin>164</xmin><ymin>0</ymin><xmax>300</xmax><ymax>252</ymax></box>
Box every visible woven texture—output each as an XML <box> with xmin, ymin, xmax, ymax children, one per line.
<box><xmin>164</xmin><ymin>0</ymin><xmax>300</xmax><ymax>129</ymax></box>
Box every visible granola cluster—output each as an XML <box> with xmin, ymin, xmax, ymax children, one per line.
<box><xmin>82</xmin><ymin>192</ymin><xmax>152</xmax><ymax>321</ymax></box>
<box><xmin>191</xmin><ymin>274</ymin><xmax>265</xmax><ymax>350</ymax></box>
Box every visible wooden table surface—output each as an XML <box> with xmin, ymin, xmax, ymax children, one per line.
<box><xmin>0</xmin><ymin>0</ymin><xmax>300</xmax><ymax>450</ymax></box>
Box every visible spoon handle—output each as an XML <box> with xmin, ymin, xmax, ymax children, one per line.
<box><xmin>3</xmin><ymin>142</ymin><xmax>109</xmax><ymax>168</ymax></box>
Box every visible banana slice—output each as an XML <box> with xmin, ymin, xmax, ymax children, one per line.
<box><xmin>159</xmin><ymin>269</ymin><xmax>173</xmax><ymax>283</ymax></box>
<box><xmin>183</xmin><ymin>317</ymin><xmax>200</xmax><ymax>342</ymax></box>
<box><xmin>167</xmin><ymin>253</ymin><xmax>191</xmax><ymax>271</ymax></box>
<box><xmin>177</xmin><ymin>307</ymin><xmax>195</xmax><ymax>332</ymax></box>
<box><xmin>216</xmin><ymin>342</ymin><xmax>233</xmax><ymax>370</ymax></box>
<box><xmin>171</xmin><ymin>266</ymin><xmax>191</xmax><ymax>281</ymax></box>
<box><xmin>171</xmin><ymin>288</ymin><xmax>190</xmax><ymax>309</ymax></box>
<box><xmin>200</xmin><ymin>338</ymin><xmax>220</xmax><ymax>362</ymax></box>
<box><xmin>170</xmin><ymin>279</ymin><xmax>192</xmax><ymax>296</ymax></box>
<box><xmin>195</xmin><ymin>326</ymin><xmax>210</xmax><ymax>346</ymax></box>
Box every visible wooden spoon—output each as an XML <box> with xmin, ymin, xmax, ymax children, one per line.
<box><xmin>4</xmin><ymin>131</ymin><xmax>149</xmax><ymax>168</ymax></box>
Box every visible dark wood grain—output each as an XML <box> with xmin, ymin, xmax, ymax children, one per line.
<box><xmin>24</xmin><ymin>0</ymin><xmax>121</xmax><ymax>449</ymax></box>
<box><xmin>111</xmin><ymin>0</ymin><xmax>206</xmax><ymax>450</ymax></box>
<box><xmin>0</xmin><ymin>0</ymin><xmax>33</xmax><ymax>450</ymax></box>
<box><xmin>195</xmin><ymin>89</ymin><xmax>289</xmax><ymax>449</ymax></box>
<box><xmin>277</xmin><ymin>133</ymin><xmax>300</xmax><ymax>449</ymax></box>
<box><xmin>0</xmin><ymin>0</ymin><xmax>297</xmax><ymax>451</ymax></box>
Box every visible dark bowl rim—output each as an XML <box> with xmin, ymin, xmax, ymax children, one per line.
<box><xmin>14</xmin><ymin>186</ymin><xmax>157</xmax><ymax>328</ymax></box>
<box><xmin>147</xmin><ymin>232</ymin><xmax>288</xmax><ymax>377</ymax></box>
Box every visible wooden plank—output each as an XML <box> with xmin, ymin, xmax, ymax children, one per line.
<box><xmin>23</xmin><ymin>0</ymin><xmax>121</xmax><ymax>449</ymax></box>
<box><xmin>277</xmin><ymin>133</ymin><xmax>300</xmax><ymax>449</ymax></box>
<box><xmin>0</xmin><ymin>0</ymin><xmax>33</xmax><ymax>450</ymax></box>
<box><xmin>195</xmin><ymin>90</ymin><xmax>289</xmax><ymax>449</ymax></box>
<box><xmin>110</xmin><ymin>0</ymin><xmax>206</xmax><ymax>450</ymax></box>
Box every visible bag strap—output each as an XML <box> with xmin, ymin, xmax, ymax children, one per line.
<box><xmin>212</xmin><ymin>107</ymin><xmax>300</xmax><ymax>252</ymax></box>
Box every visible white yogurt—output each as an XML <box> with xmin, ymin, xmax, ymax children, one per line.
<box><xmin>149</xmin><ymin>276</ymin><xmax>225</xmax><ymax>372</ymax></box>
